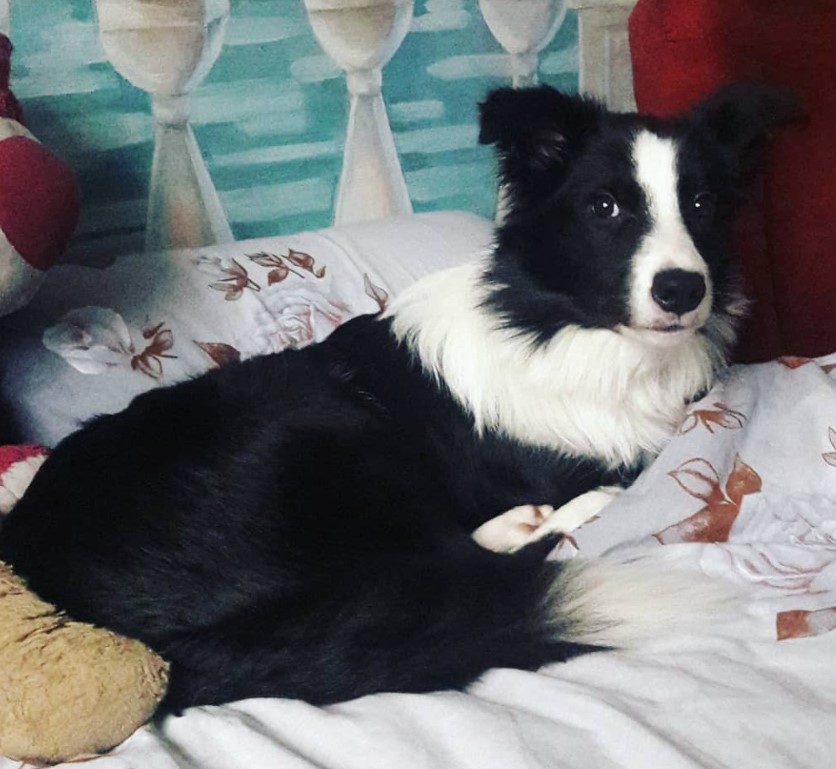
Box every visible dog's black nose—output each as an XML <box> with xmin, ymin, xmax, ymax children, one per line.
<box><xmin>651</xmin><ymin>269</ymin><xmax>706</xmax><ymax>315</ymax></box>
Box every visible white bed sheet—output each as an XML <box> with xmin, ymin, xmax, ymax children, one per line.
<box><xmin>4</xmin><ymin>355</ymin><xmax>836</xmax><ymax>768</ymax></box>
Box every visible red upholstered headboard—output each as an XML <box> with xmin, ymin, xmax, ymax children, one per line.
<box><xmin>628</xmin><ymin>0</ymin><xmax>836</xmax><ymax>362</ymax></box>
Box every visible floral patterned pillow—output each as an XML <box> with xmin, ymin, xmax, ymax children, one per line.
<box><xmin>0</xmin><ymin>212</ymin><xmax>493</xmax><ymax>447</ymax></box>
<box><xmin>41</xmin><ymin>246</ymin><xmax>387</xmax><ymax>382</ymax></box>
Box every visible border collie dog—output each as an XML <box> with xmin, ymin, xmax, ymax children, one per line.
<box><xmin>0</xmin><ymin>84</ymin><xmax>795</xmax><ymax>713</ymax></box>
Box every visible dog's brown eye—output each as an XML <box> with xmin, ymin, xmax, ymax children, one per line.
<box><xmin>590</xmin><ymin>193</ymin><xmax>620</xmax><ymax>219</ymax></box>
<box><xmin>693</xmin><ymin>192</ymin><xmax>716</xmax><ymax>218</ymax></box>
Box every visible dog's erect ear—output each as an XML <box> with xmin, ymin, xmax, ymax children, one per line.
<box><xmin>479</xmin><ymin>86</ymin><xmax>602</xmax><ymax>175</ymax></box>
<box><xmin>690</xmin><ymin>82</ymin><xmax>803</xmax><ymax>174</ymax></box>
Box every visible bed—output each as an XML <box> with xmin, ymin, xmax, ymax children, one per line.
<box><xmin>1</xmin><ymin>1</ymin><xmax>836</xmax><ymax>767</ymax></box>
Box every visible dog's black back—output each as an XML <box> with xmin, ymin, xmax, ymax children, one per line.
<box><xmin>1</xmin><ymin>315</ymin><xmax>605</xmax><ymax>709</ymax></box>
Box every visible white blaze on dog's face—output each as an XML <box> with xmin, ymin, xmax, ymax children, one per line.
<box><xmin>627</xmin><ymin>130</ymin><xmax>713</xmax><ymax>345</ymax></box>
<box><xmin>476</xmin><ymin>83</ymin><xmax>799</xmax><ymax>356</ymax></box>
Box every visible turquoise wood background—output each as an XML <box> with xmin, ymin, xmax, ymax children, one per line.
<box><xmin>9</xmin><ymin>0</ymin><xmax>578</xmax><ymax>258</ymax></box>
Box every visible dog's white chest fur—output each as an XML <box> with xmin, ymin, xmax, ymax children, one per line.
<box><xmin>388</xmin><ymin>260</ymin><xmax>722</xmax><ymax>468</ymax></box>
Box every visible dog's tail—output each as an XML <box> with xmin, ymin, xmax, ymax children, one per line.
<box><xmin>158</xmin><ymin>537</ymin><xmax>733</xmax><ymax>713</ymax></box>
<box><xmin>541</xmin><ymin>552</ymin><xmax>734</xmax><ymax>649</ymax></box>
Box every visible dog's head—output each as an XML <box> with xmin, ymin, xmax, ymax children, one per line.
<box><xmin>479</xmin><ymin>83</ymin><xmax>800</xmax><ymax>347</ymax></box>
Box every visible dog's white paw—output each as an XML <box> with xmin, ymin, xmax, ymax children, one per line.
<box><xmin>472</xmin><ymin>504</ymin><xmax>555</xmax><ymax>552</ymax></box>
<box><xmin>473</xmin><ymin>487</ymin><xmax>622</xmax><ymax>553</ymax></box>
<box><xmin>527</xmin><ymin>487</ymin><xmax>621</xmax><ymax>540</ymax></box>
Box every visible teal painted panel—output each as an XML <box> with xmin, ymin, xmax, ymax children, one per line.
<box><xmin>9</xmin><ymin>0</ymin><xmax>578</xmax><ymax>258</ymax></box>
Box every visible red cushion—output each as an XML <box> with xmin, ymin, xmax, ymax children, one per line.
<box><xmin>629</xmin><ymin>0</ymin><xmax>836</xmax><ymax>361</ymax></box>
<box><xmin>0</xmin><ymin>136</ymin><xmax>80</xmax><ymax>271</ymax></box>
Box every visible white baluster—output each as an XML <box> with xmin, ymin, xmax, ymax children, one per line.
<box><xmin>0</xmin><ymin>1</ymin><xmax>9</xmax><ymax>37</ymax></box>
<box><xmin>567</xmin><ymin>0</ymin><xmax>638</xmax><ymax>111</ymax></box>
<box><xmin>478</xmin><ymin>0</ymin><xmax>567</xmax><ymax>87</ymax></box>
<box><xmin>303</xmin><ymin>0</ymin><xmax>413</xmax><ymax>226</ymax></box>
<box><xmin>95</xmin><ymin>0</ymin><xmax>234</xmax><ymax>252</ymax></box>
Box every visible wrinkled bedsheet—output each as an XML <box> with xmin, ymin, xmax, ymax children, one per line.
<box><xmin>5</xmin><ymin>354</ymin><xmax>836</xmax><ymax>769</ymax></box>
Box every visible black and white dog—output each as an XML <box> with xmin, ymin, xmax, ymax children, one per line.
<box><xmin>0</xmin><ymin>83</ymin><xmax>795</xmax><ymax>714</ymax></box>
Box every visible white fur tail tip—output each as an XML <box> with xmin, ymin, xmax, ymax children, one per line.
<box><xmin>551</xmin><ymin>557</ymin><xmax>739</xmax><ymax>648</ymax></box>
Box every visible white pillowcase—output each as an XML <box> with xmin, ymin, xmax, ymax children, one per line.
<box><xmin>0</xmin><ymin>212</ymin><xmax>493</xmax><ymax>446</ymax></box>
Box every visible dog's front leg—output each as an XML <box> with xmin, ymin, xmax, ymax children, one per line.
<box><xmin>472</xmin><ymin>487</ymin><xmax>622</xmax><ymax>553</ymax></box>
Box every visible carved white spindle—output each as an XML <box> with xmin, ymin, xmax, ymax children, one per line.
<box><xmin>478</xmin><ymin>0</ymin><xmax>567</xmax><ymax>87</ymax></box>
<box><xmin>303</xmin><ymin>0</ymin><xmax>413</xmax><ymax>226</ymax></box>
<box><xmin>95</xmin><ymin>0</ymin><xmax>234</xmax><ymax>252</ymax></box>
<box><xmin>0</xmin><ymin>1</ymin><xmax>9</xmax><ymax>37</ymax></box>
<box><xmin>567</xmin><ymin>0</ymin><xmax>638</xmax><ymax>111</ymax></box>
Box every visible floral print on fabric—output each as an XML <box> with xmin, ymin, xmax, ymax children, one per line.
<box><xmin>654</xmin><ymin>455</ymin><xmax>762</xmax><ymax>544</ymax></box>
<box><xmin>364</xmin><ymin>273</ymin><xmax>389</xmax><ymax>312</ymax></box>
<box><xmin>246</xmin><ymin>250</ymin><xmax>326</xmax><ymax>285</ymax></box>
<box><xmin>194</xmin><ymin>342</ymin><xmax>242</xmax><ymax>369</ymax></box>
<box><xmin>264</xmin><ymin>287</ymin><xmax>350</xmax><ymax>350</ymax></box>
<box><xmin>680</xmin><ymin>402</ymin><xmax>746</xmax><ymax>434</ymax></box>
<box><xmin>131</xmin><ymin>322</ymin><xmax>176</xmax><ymax>378</ymax></box>
<box><xmin>777</xmin><ymin>607</ymin><xmax>836</xmax><ymax>640</ymax></box>
<box><xmin>43</xmin><ymin>308</ymin><xmax>178</xmax><ymax>379</ymax></box>
<box><xmin>822</xmin><ymin>427</ymin><xmax>836</xmax><ymax>468</ymax></box>
<box><xmin>197</xmin><ymin>256</ymin><xmax>261</xmax><ymax>301</ymax></box>
<box><xmin>779</xmin><ymin>355</ymin><xmax>836</xmax><ymax>374</ymax></box>
<box><xmin>558</xmin><ymin>351</ymin><xmax>836</xmax><ymax>643</ymax></box>
<box><xmin>42</xmin><ymin>244</ymin><xmax>388</xmax><ymax>384</ymax></box>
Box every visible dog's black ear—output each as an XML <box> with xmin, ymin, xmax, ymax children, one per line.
<box><xmin>690</xmin><ymin>82</ymin><xmax>804</xmax><ymax>174</ymax></box>
<box><xmin>478</xmin><ymin>86</ymin><xmax>602</xmax><ymax>174</ymax></box>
